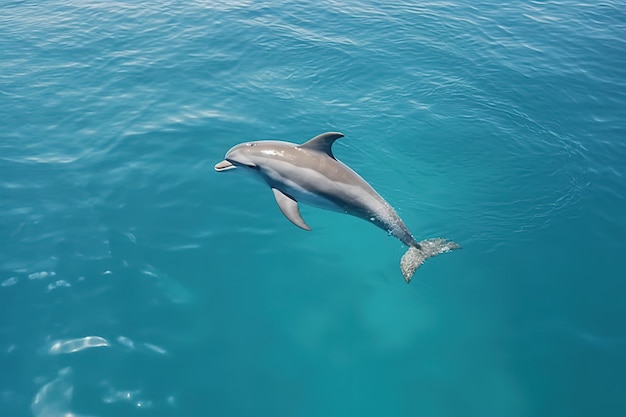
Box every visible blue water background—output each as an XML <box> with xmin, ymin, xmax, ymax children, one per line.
<box><xmin>2</xmin><ymin>1</ymin><xmax>626</xmax><ymax>416</ymax></box>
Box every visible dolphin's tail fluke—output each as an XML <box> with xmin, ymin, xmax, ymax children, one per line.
<box><xmin>400</xmin><ymin>238</ymin><xmax>460</xmax><ymax>283</ymax></box>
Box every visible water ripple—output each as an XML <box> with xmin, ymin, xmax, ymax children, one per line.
<box><xmin>48</xmin><ymin>336</ymin><xmax>109</xmax><ymax>355</ymax></box>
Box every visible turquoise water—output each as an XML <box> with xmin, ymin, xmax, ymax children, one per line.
<box><xmin>2</xmin><ymin>0</ymin><xmax>626</xmax><ymax>415</ymax></box>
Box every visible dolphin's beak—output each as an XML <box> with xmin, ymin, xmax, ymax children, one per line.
<box><xmin>214</xmin><ymin>160</ymin><xmax>236</xmax><ymax>172</ymax></box>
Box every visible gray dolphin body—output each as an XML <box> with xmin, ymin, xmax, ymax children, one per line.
<box><xmin>215</xmin><ymin>132</ymin><xmax>459</xmax><ymax>283</ymax></box>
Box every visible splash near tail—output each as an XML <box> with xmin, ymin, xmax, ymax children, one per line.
<box><xmin>400</xmin><ymin>238</ymin><xmax>460</xmax><ymax>283</ymax></box>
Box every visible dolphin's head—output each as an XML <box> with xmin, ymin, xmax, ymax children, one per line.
<box><xmin>214</xmin><ymin>140</ymin><xmax>292</xmax><ymax>173</ymax></box>
<box><xmin>214</xmin><ymin>141</ymin><xmax>262</xmax><ymax>172</ymax></box>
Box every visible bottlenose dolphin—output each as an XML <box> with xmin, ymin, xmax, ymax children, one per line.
<box><xmin>215</xmin><ymin>132</ymin><xmax>459</xmax><ymax>283</ymax></box>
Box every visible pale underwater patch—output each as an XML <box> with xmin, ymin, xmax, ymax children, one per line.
<box><xmin>140</xmin><ymin>264</ymin><xmax>195</xmax><ymax>305</ymax></box>
<box><xmin>31</xmin><ymin>368</ymin><xmax>94</xmax><ymax>417</ymax></box>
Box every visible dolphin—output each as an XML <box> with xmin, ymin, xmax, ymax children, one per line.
<box><xmin>215</xmin><ymin>132</ymin><xmax>459</xmax><ymax>283</ymax></box>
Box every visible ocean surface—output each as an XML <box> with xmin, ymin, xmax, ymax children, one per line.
<box><xmin>2</xmin><ymin>0</ymin><xmax>626</xmax><ymax>416</ymax></box>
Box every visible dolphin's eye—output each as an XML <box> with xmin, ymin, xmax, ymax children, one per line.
<box><xmin>247</xmin><ymin>143</ymin><xmax>256</xmax><ymax>147</ymax></box>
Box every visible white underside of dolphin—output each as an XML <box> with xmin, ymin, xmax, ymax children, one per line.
<box><xmin>215</xmin><ymin>132</ymin><xmax>459</xmax><ymax>283</ymax></box>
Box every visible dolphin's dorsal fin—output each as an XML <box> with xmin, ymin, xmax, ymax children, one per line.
<box><xmin>300</xmin><ymin>132</ymin><xmax>344</xmax><ymax>159</ymax></box>
<box><xmin>271</xmin><ymin>188</ymin><xmax>312</xmax><ymax>231</ymax></box>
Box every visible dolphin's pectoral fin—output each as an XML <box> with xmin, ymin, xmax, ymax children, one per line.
<box><xmin>300</xmin><ymin>132</ymin><xmax>344</xmax><ymax>159</ymax></box>
<box><xmin>271</xmin><ymin>188</ymin><xmax>312</xmax><ymax>231</ymax></box>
